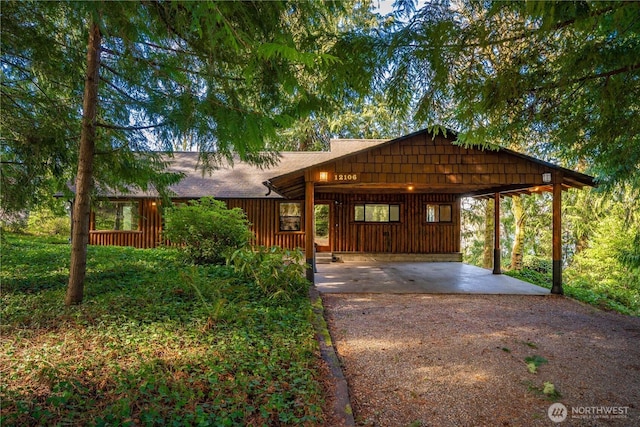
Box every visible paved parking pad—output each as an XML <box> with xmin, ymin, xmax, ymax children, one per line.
<box><xmin>315</xmin><ymin>262</ymin><xmax>548</xmax><ymax>295</ymax></box>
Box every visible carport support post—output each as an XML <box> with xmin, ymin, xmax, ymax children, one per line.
<box><xmin>493</xmin><ymin>192</ymin><xmax>501</xmax><ymax>274</ymax></box>
<box><xmin>551</xmin><ymin>175</ymin><xmax>563</xmax><ymax>294</ymax></box>
<box><xmin>305</xmin><ymin>178</ymin><xmax>315</xmax><ymax>284</ymax></box>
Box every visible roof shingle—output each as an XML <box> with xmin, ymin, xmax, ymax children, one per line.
<box><xmin>101</xmin><ymin>139</ymin><xmax>388</xmax><ymax>199</ymax></box>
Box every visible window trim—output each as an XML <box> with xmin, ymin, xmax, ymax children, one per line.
<box><xmin>425</xmin><ymin>203</ymin><xmax>453</xmax><ymax>223</ymax></box>
<box><xmin>353</xmin><ymin>203</ymin><xmax>401</xmax><ymax>223</ymax></box>
<box><xmin>93</xmin><ymin>199</ymin><xmax>141</xmax><ymax>231</ymax></box>
<box><xmin>278</xmin><ymin>201</ymin><xmax>304</xmax><ymax>233</ymax></box>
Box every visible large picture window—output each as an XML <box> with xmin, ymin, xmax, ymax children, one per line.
<box><xmin>94</xmin><ymin>200</ymin><xmax>139</xmax><ymax>230</ymax></box>
<box><xmin>426</xmin><ymin>204</ymin><xmax>452</xmax><ymax>223</ymax></box>
<box><xmin>354</xmin><ymin>204</ymin><xmax>400</xmax><ymax>223</ymax></box>
<box><xmin>279</xmin><ymin>202</ymin><xmax>302</xmax><ymax>231</ymax></box>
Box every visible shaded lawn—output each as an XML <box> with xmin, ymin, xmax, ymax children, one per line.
<box><xmin>0</xmin><ymin>234</ymin><xmax>324</xmax><ymax>426</ymax></box>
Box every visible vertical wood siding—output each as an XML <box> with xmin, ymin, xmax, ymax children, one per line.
<box><xmin>224</xmin><ymin>198</ymin><xmax>305</xmax><ymax>249</ymax></box>
<box><xmin>89</xmin><ymin>195</ymin><xmax>460</xmax><ymax>254</ymax></box>
<box><xmin>89</xmin><ymin>199</ymin><xmax>161</xmax><ymax>248</ymax></box>
<box><xmin>326</xmin><ymin>193</ymin><xmax>460</xmax><ymax>254</ymax></box>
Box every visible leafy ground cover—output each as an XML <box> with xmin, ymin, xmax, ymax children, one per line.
<box><xmin>1</xmin><ymin>234</ymin><xmax>324</xmax><ymax>426</ymax></box>
<box><xmin>506</xmin><ymin>268</ymin><xmax>640</xmax><ymax>316</ymax></box>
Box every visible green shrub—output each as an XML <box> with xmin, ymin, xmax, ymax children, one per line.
<box><xmin>163</xmin><ymin>197</ymin><xmax>253</xmax><ymax>265</ymax></box>
<box><xmin>522</xmin><ymin>255</ymin><xmax>552</xmax><ymax>274</ymax></box>
<box><xmin>565</xmin><ymin>212</ymin><xmax>640</xmax><ymax>315</ymax></box>
<box><xmin>26</xmin><ymin>209</ymin><xmax>70</xmax><ymax>237</ymax></box>
<box><xmin>506</xmin><ymin>268</ymin><xmax>551</xmax><ymax>289</ymax></box>
<box><xmin>228</xmin><ymin>246</ymin><xmax>309</xmax><ymax>301</ymax></box>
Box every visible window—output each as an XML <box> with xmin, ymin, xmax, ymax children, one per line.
<box><xmin>279</xmin><ymin>202</ymin><xmax>302</xmax><ymax>231</ymax></box>
<box><xmin>426</xmin><ymin>204</ymin><xmax>452</xmax><ymax>223</ymax></box>
<box><xmin>94</xmin><ymin>200</ymin><xmax>139</xmax><ymax>230</ymax></box>
<box><xmin>354</xmin><ymin>204</ymin><xmax>400</xmax><ymax>222</ymax></box>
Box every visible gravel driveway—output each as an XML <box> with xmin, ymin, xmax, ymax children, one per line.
<box><xmin>322</xmin><ymin>294</ymin><xmax>640</xmax><ymax>426</ymax></box>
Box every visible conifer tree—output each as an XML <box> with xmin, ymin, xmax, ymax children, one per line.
<box><xmin>1</xmin><ymin>1</ymin><xmax>379</xmax><ymax>304</ymax></box>
<box><xmin>385</xmin><ymin>0</ymin><xmax>640</xmax><ymax>185</ymax></box>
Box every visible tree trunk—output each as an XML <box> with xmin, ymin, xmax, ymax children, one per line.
<box><xmin>66</xmin><ymin>21</ymin><xmax>101</xmax><ymax>306</ymax></box>
<box><xmin>482</xmin><ymin>198</ymin><xmax>494</xmax><ymax>269</ymax></box>
<box><xmin>510</xmin><ymin>195</ymin><xmax>526</xmax><ymax>270</ymax></box>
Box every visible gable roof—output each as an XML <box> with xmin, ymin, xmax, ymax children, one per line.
<box><xmin>98</xmin><ymin>128</ymin><xmax>594</xmax><ymax>200</ymax></box>
<box><xmin>264</xmin><ymin>128</ymin><xmax>595</xmax><ymax>199</ymax></box>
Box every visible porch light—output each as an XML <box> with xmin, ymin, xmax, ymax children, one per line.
<box><xmin>318</xmin><ymin>171</ymin><xmax>329</xmax><ymax>182</ymax></box>
<box><xmin>151</xmin><ymin>201</ymin><xmax>157</xmax><ymax>206</ymax></box>
<box><xmin>542</xmin><ymin>172</ymin><xmax>552</xmax><ymax>183</ymax></box>
<box><xmin>407</xmin><ymin>185</ymin><xmax>414</xmax><ymax>191</ymax></box>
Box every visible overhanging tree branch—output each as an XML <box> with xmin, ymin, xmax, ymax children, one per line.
<box><xmin>529</xmin><ymin>62</ymin><xmax>640</xmax><ymax>94</ymax></box>
<box><xmin>100</xmin><ymin>75</ymin><xmax>147</xmax><ymax>104</ymax></box>
<box><xmin>96</xmin><ymin>121</ymin><xmax>167</xmax><ymax>131</ymax></box>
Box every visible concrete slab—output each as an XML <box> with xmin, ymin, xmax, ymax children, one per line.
<box><xmin>315</xmin><ymin>262</ymin><xmax>549</xmax><ymax>295</ymax></box>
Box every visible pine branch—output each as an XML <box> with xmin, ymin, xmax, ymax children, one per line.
<box><xmin>399</xmin><ymin>3</ymin><xmax>621</xmax><ymax>51</ymax></box>
<box><xmin>530</xmin><ymin>63</ymin><xmax>640</xmax><ymax>94</ymax></box>
<box><xmin>136</xmin><ymin>39</ymin><xmax>197</xmax><ymax>56</ymax></box>
<box><xmin>96</xmin><ymin>121</ymin><xmax>167</xmax><ymax>131</ymax></box>
<box><xmin>99</xmin><ymin>75</ymin><xmax>147</xmax><ymax>105</ymax></box>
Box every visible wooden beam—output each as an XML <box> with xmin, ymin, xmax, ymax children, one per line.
<box><xmin>305</xmin><ymin>179</ymin><xmax>315</xmax><ymax>283</ymax></box>
<box><xmin>551</xmin><ymin>175</ymin><xmax>563</xmax><ymax>294</ymax></box>
<box><xmin>493</xmin><ymin>192</ymin><xmax>501</xmax><ymax>275</ymax></box>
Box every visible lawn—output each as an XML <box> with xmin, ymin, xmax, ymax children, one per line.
<box><xmin>0</xmin><ymin>234</ymin><xmax>325</xmax><ymax>426</ymax></box>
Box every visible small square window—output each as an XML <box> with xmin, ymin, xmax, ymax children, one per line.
<box><xmin>279</xmin><ymin>202</ymin><xmax>301</xmax><ymax>231</ymax></box>
<box><xmin>426</xmin><ymin>204</ymin><xmax>452</xmax><ymax>223</ymax></box>
<box><xmin>439</xmin><ymin>205</ymin><xmax>452</xmax><ymax>222</ymax></box>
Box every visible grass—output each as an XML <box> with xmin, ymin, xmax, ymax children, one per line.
<box><xmin>1</xmin><ymin>234</ymin><xmax>324</xmax><ymax>426</ymax></box>
<box><xmin>505</xmin><ymin>268</ymin><xmax>640</xmax><ymax>316</ymax></box>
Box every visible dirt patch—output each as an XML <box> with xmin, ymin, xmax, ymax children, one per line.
<box><xmin>323</xmin><ymin>294</ymin><xmax>640</xmax><ymax>426</ymax></box>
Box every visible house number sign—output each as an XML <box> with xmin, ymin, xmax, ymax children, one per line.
<box><xmin>334</xmin><ymin>173</ymin><xmax>358</xmax><ymax>181</ymax></box>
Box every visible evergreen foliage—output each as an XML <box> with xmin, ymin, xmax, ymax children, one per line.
<box><xmin>2</xmin><ymin>0</ymin><xmax>380</xmax><ymax>303</ymax></box>
<box><xmin>385</xmin><ymin>0</ymin><xmax>640</xmax><ymax>185</ymax></box>
<box><xmin>1</xmin><ymin>1</ymin><xmax>380</xmax><ymax>213</ymax></box>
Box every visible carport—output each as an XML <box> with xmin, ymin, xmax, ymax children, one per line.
<box><xmin>315</xmin><ymin>262</ymin><xmax>548</xmax><ymax>295</ymax></box>
<box><xmin>263</xmin><ymin>129</ymin><xmax>595</xmax><ymax>294</ymax></box>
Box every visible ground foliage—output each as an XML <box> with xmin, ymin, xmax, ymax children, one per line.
<box><xmin>476</xmin><ymin>186</ymin><xmax>640</xmax><ymax>316</ymax></box>
<box><xmin>0</xmin><ymin>234</ymin><xmax>323</xmax><ymax>426</ymax></box>
<box><xmin>228</xmin><ymin>246</ymin><xmax>309</xmax><ymax>302</ymax></box>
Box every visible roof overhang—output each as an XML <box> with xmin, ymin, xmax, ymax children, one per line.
<box><xmin>263</xmin><ymin>128</ymin><xmax>595</xmax><ymax>199</ymax></box>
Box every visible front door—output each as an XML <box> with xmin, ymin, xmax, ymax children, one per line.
<box><xmin>314</xmin><ymin>202</ymin><xmax>331</xmax><ymax>252</ymax></box>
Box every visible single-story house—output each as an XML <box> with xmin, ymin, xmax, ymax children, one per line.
<box><xmin>85</xmin><ymin>128</ymin><xmax>595</xmax><ymax>292</ymax></box>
